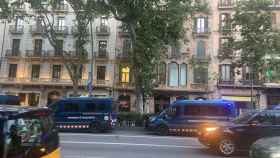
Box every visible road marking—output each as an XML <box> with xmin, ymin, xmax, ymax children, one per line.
<box><xmin>60</xmin><ymin>133</ymin><xmax>195</xmax><ymax>141</ymax></box>
<box><xmin>61</xmin><ymin>141</ymin><xmax>202</xmax><ymax>149</ymax></box>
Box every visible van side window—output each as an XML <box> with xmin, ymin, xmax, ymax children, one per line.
<box><xmin>184</xmin><ymin>105</ymin><xmax>230</xmax><ymax>116</ymax></box>
<box><xmin>63</xmin><ymin>102</ymin><xmax>80</xmax><ymax>112</ymax></box>
<box><xmin>97</xmin><ymin>103</ymin><xmax>106</xmax><ymax>112</ymax></box>
<box><xmin>85</xmin><ymin>103</ymin><xmax>97</xmax><ymax>112</ymax></box>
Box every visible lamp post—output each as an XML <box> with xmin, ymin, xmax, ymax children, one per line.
<box><xmin>88</xmin><ymin>19</ymin><xmax>94</xmax><ymax>97</ymax></box>
<box><xmin>0</xmin><ymin>20</ymin><xmax>7</xmax><ymax>70</ymax></box>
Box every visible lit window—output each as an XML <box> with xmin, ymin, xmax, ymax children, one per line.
<box><xmin>121</xmin><ymin>66</ymin><xmax>130</xmax><ymax>83</ymax></box>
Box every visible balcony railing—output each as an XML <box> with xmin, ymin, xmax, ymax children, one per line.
<box><xmin>119</xmin><ymin>29</ymin><xmax>130</xmax><ymax>37</ymax></box>
<box><xmin>96</xmin><ymin>26</ymin><xmax>110</xmax><ymax>36</ymax></box>
<box><xmin>71</xmin><ymin>26</ymin><xmax>89</xmax><ymax>35</ymax></box>
<box><xmin>191</xmin><ymin>55</ymin><xmax>211</xmax><ymax>63</ymax></box>
<box><xmin>30</xmin><ymin>25</ymin><xmax>45</xmax><ymax>35</ymax></box>
<box><xmin>116</xmin><ymin>53</ymin><xmax>129</xmax><ymax>59</ymax></box>
<box><xmin>192</xmin><ymin>28</ymin><xmax>210</xmax><ymax>37</ymax></box>
<box><xmin>54</xmin><ymin>26</ymin><xmax>69</xmax><ymax>35</ymax></box>
<box><xmin>9</xmin><ymin>25</ymin><xmax>24</xmax><ymax>34</ymax></box>
<box><xmin>190</xmin><ymin>83</ymin><xmax>208</xmax><ymax>91</ymax></box>
<box><xmin>97</xmin><ymin>50</ymin><xmax>108</xmax><ymax>59</ymax></box>
<box><xmin>53</xmin><ymin>4</ymin><xmax>69</xmax><ymax>12</ymax></box>
<box><xmin>25</xmin><ymin>50</ymin><xmax>45</xmax><ymax>57</ymax></box>
<box><xmin>218</xmin><ymin>79</ymin><xmax>264</xmax><ymax>87</ymax></box>
<box><xmin>5</xmin><ymin>49</ymin><xmax>21</xmax><ymax>57</ymax></box>
<box><xmin>218</xmin><ymin>0</ymin><xmax>234</xmax><ymax>9</ymax></box>
<box><xmin>220</xmin><ymin>25</ymin><xmax>232</xmax><ymax>34</ymax></box>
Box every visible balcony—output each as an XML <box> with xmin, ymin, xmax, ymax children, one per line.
<box><xmin>218</xmin><ymin>79</ymin><xmax>235</xmax><ymax>85</ymax></box>
<box><xmin>9</xmin><ymin>25</ymin><xmax>24</xmax><ymax>34</ymax></box>
<box><xmin>94</xmin><ymin>80</ymin><xmax>111</xmax><ymax>87</ymax></box>
<box><xmin>5</xmin><ymin>49</ymin><xmax>21</xmax><ymax>58</ymax></box>
<box><xmin>96</xmin><ymin>26</ymin><xmax>110</xmax><ymax>36</ymax></box>
<box><xmin>192</xmin><ymin>28</ymin><xmax>210</xmax><ymax>37</ymax></box>
<box><xmin>218</xmin><ymin>0</ymin><xmax>234</xmax><ymax>9</ymax></box>
<box><xmin>96</xmin><ymin>50</ymin><xmax>109</xmax><ymax>59</ymax></box>
<box><xmin>220</xmin><ymin>25</ymin><xmax>232</xmax><ymax>35</ymax></box>
<box><xmin>119</xmin><ymin>29</ymin><xmax>130</xmax><ymax>37</ymax></box>
<box><xmin>218</xmin><ymin>48</ymin><xmax>234</xmax><ymax>59</ymax></box>
<box><xmin>218</xmin><ymin>79</ymin><xmax>263</xmax><ymax>88</ymax></box>
<box><xmin>191</xmin><ymin>55</ymin><xmax>211</xmax><ymax>63</ymax></box>
<box><xmin>53</xmin><ymin>4</ymin><xmax>68</xmax><ymax>12</ymax></box>
<box><xmin>71</xmin><ymin>26</ymin><xmax>89</xmax><ymax>35</ymax></box>
<box><xmin>25</xmin><ymin>50</ymin><xmax>46</xmax><ymax>59</ymax></box>
<box><xmin>190</xmin><ymin>83</ymin><xmax>208</xmax><ymax>92</ymax></box>
<box><xmin>30</xmin><ymin>25</ymin><xmax>45</xmax><ymax>35</ymax></box>
<box><xmin>116</xmin><ymin>53</ymin><xmax>129</xmax><ymax>60</ymax></box>
<box><xmin>54</xmin><ymin>26</ymin><xmax>68</xmax><ymax>35</ymax></box>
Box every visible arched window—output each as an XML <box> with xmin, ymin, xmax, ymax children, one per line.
<box><xmin>168</xmin><ymin>63</ymin><xmax>179</xmax><ymax>87</ymax></box>
<box><xmin>180</xmin><ymin>64</ymin><xmax>187</xmax><ymax>86</ymax></box>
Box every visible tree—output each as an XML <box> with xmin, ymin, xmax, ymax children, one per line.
<box><xmin>97</xmin><ymin>0</ymin><xmax>199</xmax><ymax>113</ymax></box>
<box><xmin>2</xmin><ymin>0</ymin><xmax>103</xmax><ymax>96</ymax></box>
<box><xmin>220</xmin><ymin>0</ymin><xmax>280</xmax><ymax>106</ymax></box>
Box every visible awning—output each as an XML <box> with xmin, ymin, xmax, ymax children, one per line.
<box><xmin>222</xmin><ymin>96</ymin><xmax>252</xmax><ymax>102</ymax></box>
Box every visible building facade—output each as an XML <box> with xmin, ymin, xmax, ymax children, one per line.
<box><xmin>0</xmin><ymin>0</ymin><xmax>279</xmax><ymax>113</ymax></box>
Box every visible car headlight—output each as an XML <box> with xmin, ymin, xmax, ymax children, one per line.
<box><xmin>205</xmin><ymin>127</ymin><xmax>219</xmax><ymax>132</ymax></box>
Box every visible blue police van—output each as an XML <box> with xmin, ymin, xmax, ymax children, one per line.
<box><xmin>49</xmin><ymin>97</ymin><xmax>117</xmax><ymax>132</ymax></box>
<box><xmin>146</xmin><ymin>99</ymin><xmax>238</xmax><ymax>136</ymax></box>
<box><xmin>0</xmin><ymin>95</ymin><xmax>20</xmax><ymax>105</ymax></box>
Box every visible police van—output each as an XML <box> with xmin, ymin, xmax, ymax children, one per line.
<box><xmin>49</xmin><ymin>97</ymin><xmax>116</xmax><ymax>132</ymax></box>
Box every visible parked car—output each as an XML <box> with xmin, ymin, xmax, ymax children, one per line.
<box><xmin>49</xmin><ymin>97</ymin><xmax>117</xmax><ymax>132</ymax></box>
<box><xmin>146</xmin><ymin>99</ymin><xmax>238</xmax><ymax>136</ymax></box>
<box><xmin>198</xmin><ymin>110</ymin><xmax>280</xmax><ymax>157</ymax></box>
<box><xmin>249</xmin><ymin>136</ymin><xmax>280</xmax><ymax>158</ymax></box>
<box><xmin>272</xmin><ymin>105</ymin><xmax>280</xmax><ymax>110</ymax></box>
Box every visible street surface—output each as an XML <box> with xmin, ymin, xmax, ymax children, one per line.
<box><xmin>60</xmin><ymin>130</ymin><xmax>247</xmax><ymax>158</ymax></box>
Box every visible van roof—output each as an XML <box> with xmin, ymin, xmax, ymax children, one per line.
<box><xmin>61</xmin><ymin>97</ymin><xmax>114</xmax><ymax>101</ymax></box>
<box><xmin>172</xmin><ymin>99</ymin><xmax>235</xmax><ymax>106</ymax></box>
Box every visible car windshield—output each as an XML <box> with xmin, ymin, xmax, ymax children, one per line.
<box><xmin>233</xmin><ymin>112</ymin><xmax>257</xmax><ymax>124</ymax></box>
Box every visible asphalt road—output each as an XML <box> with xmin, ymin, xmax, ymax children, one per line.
<box><xmin>60</xmin><ymin>130</ymin><xmax>247</xmax><ymax>158</ymax></box>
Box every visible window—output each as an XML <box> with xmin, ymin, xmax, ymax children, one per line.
<box><xmin>195</xmin><ymin>17</ymin><xmax>208</xmax><ymax>33</ymax></box>
<box><xmin>158</xmin><ymin>63</ymin><xmax>166</xmax><ymax>85</ymax></box>
<box><xmin>220</xmin><ymin>65</ymin><xmax>233</xmax><ymax>81</ymax></box>
<box><xmin>193</xmin><ymin>67</ymin><xmax>208</xmax><ymax>84</ymax></box>
<box><xmin>85</xmin><ymin>103</ymin><xmax>97</xmax><ymax>112</ymax></box>
<box><xmin>52</xmin><ymin>65</ymin><xmax>61</xmax><ymax>80</ymax></box>
<box><xmin>34</xmin><ymin>39</ymin><xmax>43</xmax><ymax>55</ymax></box>
<box><xmin>97</xmin><ymin>66</ymin><xmax>106</xmax><ymax>81</ymax></box>
<box><xmin>171</xmin><ymin>44</ymin><xmax>180</xmax><ymax>57</ymax></box>
<box><xmin>272</xmin><ymin>13</ymin><xmax>277</xmax><ymax>25</ymax></box>
<box><xmin>15</xmin><ymin>16</ymin><xmax>24</xmax><ymax>31</ymax></box>
<box><xmin>220</xmin><ymin>0</ymin><xmax>233</xmax><ymax>6</ymax></box>
<box><xmin>220</xmin><ymin>38</ymin><xmax>229</xmax><ymax>48</ymax></box>
<box><xmin>220</xmin><ymin>13</ymin><xmax>231</xmax><ymax>30</ymax></box>
<box><xmin>31</xmin><ymin>65</ymin><xmax>40</xmax><ymax>80</ymax></box>
<box><xmin>100</xmin><ymin>17</ymin><xmax>108</xmax><ymax>27</ymax></box>
<box><xmin>12</xmin><ymin>39</ymin><xmax>20</xmax><ymax>56</ymax></box>
<box><xmin>180</xmin><ymin>64</ymin><xmax>187</xmax><ymax>86</ymax></box>
<box><xmin>123</xmin><ymin>39</ymin><xmax>131</xmax><ymax>56</ymax></box>
<box><xmin>118</xmin><ymin>95</ymin><xmax>131</xmax><ymax>112</ymax></box>
<box><xmin>63</xmin><ymin>102</ymin><xmax>80</xmax><ymax>112</ymax></box>
<box><xmin>184</xmin><ymin>105</ymin><xmax>230</xmax><ymax>116</ymax></box>
<box><xmin>57</xmin><ymin>17</ymin><xmax>65</xmax><ymax>31</ymax></box>
<box><xmin>120</xmin><ymin>66</ymin><xmax>130</xmax><ymax>83</ymax></box>
<box><xmin>196</xmin><ymin>40</ymin><xmax>206</xmax><ymax>58</ymax></box>
<box><xmin>168</xmin><ymin>63</ymin><xmax>179</xmax><ymax>87</ymax></box>
<box><xmin>98</xmin><ymin>41</ymin><xmax>107</xmax><ymax>57</ymax></box>
<box><xmin>55</xmin><ymin>40</ymin><xmax>63</xmax><ymax>55</ymax></box>
<box><xmin>9</xmin><ymin>64</ymin><xmax>17</xmax><ymax>78</ymax></box>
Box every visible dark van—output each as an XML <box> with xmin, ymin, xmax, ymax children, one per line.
<box><xmin>50</xmin><ymin>97</ymin><xmax>116</xmax><ymax>132</ymax></box>
<box><xmin>0</xmin><ymin>95</ymin><xmax>20</xmax><ymax>105</ymax></box>
<box><xmin>146</xmin><ymin>99</ymin><xmax>238</xmax><ymax>136</ymax></box>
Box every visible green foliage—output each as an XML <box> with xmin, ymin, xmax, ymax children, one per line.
<box><xmin>221</xmin><ymin>0</ymin><xmax>280</xmax><ymax>81</ymax></box>
<box><xmin>99</xmin><ymin>0</ymin><xmax>196</xmax><ymax>110</ymax></box>
<box><xmin>117</xmin><ymin>112</ymin><xmax>154</xmax><ymax>127</ymax></box>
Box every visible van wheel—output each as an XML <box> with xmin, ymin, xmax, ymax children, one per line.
<box><xmin>157</xmin><ymin>125</ymin><xmax>169</xmax><ymax>136</ymax></box>
<box><xmin>90</xmin><ymin>123</ymin><xmax>102</xmax><ymax>133</ymax></box>
<box><xmin>218</xmin><ymin>138</ymin><xmax>236</xmax><ymax>157</ymax></box>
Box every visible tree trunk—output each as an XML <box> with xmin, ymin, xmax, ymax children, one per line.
<box><xmin>72</xmin><ymin>80</ymin><xmax>79</xmax><ymax>97</ymax></box>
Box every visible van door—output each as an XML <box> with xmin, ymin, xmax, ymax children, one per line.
<box><xmin>164</xmin><ymin>105</ymin><xmax>185</xmax><ymax>133</ymax></box>
<box><xmin>56</xmin><ymin>101</ymin><xmax>82</xmax><ymax>126</ymax></box>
